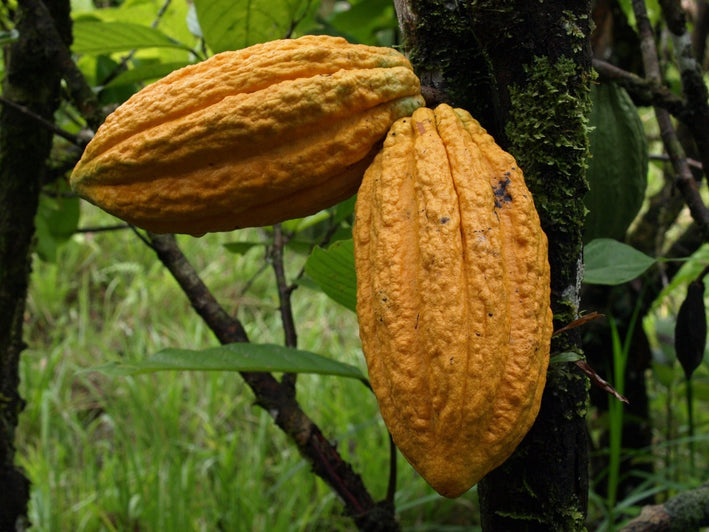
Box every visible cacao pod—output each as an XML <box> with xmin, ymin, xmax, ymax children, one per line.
<box><xmin>70</xmin><ymin>35</ymin><xmax>424</xmax><ymax>235</ymax></box>
<box><xmin>353</xmin><ymin>104</ymin><xmax>552</xmax><ymax>498</ymax></box>
<box><xmin>584</xmin><ymin>82</ymin><xmax>648</xmax><ymax>243</ymax></box>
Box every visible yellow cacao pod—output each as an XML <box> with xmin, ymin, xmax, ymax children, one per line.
<box><xmin>353</xmin><ymin>104</ymin><xmax>552</xmax><ymax>498</ymax></box>
<box><xmin>70</xmin><ymin>35</ymin><xmax>424</xmax><ymax>235</ymax></box>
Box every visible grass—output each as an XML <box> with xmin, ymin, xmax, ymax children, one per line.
<box><xmin>17</xmin><ymin>205</ymin><xmax>476</xmax><ymax>531</ymax></box>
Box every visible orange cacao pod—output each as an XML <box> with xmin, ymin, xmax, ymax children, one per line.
<box><xmin>70</xmin><ymin>35</ymin><xmax>424</xmax><ymax>235</ymax></box>
<box><xmin>353</xmin><ymin>104</ymin><xmax>552</xmax><ymax>498</ymax></box>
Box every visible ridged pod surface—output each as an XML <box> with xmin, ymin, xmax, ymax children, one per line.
<box><xmin>353</xmin><ymin>104</ymin><xmax>552</xmax><ymax>498</ymax></box>
<box><xmin>70</xmin><ymin>35</ymin><xmax>424</xmax><ymax>235</ymax></box>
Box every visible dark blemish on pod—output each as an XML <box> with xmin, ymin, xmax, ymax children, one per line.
<box><xmin>493</xmin><ymin>176</ymin><xmax>512</xmax><ymax>208</ymax></box>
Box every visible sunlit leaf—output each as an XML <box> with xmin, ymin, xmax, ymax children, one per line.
<box><xmin>72</xmin><ymin>20</ymin><xmax>192</xmax><ymax>54</ymax></box>
<box><xmin>192</xmin><ymin>0</ymin><xmax>318</xmax><ymax>52</ymax></box>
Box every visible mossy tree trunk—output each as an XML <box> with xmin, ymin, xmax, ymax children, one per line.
<box><xmin>394</xmin><ymin>1</ymin><xmax>593</xmax><ymax>530</ymax></box>
<box><xmin>0</xmin><ymin>1</ymin><xmax>71</xmax><ymax>530</ymax></box>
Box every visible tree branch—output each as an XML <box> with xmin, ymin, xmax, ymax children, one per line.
<box><xmin>592</xmin><ymin>58</ymin><xmax>686</xmax><ymax>115</ymax></box>
<box><xmin>145</xmin><ymin>233</ymin><xmax>397</xmax><ymax>531</ymax></box>
<box><xmin>632</xmin><ymin>0</ymin><xmax>709</xmax><ymax>238</ymax></box>
<box><xmin>620</xmin><ymin>482</ymin><xmax>709</xmax><ymax>531</ymax></box>
<box><xmin>0</xmin><ymin>95</ymin><xmax>80</xmax><ymax>145</ymax></box>
<box><xmin>658</xmin><ymin>0</ymin><xmax>709</xmax><ymax>185</ymax></box>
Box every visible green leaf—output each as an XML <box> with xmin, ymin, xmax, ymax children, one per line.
<box><xmin>104</xmin><ymin>61</ymin><xmax>191</xmax><ymax>87</ymax></box>
<box><xmin>192</xmin><ymin>0</ymin><xmax>318</xmax><ymax>52</ymax></box>
<box><xmin>34</xmin><ymin>190</ymin><xmax>80</xmax><ymax>262</ymax></box>
<box><xmin>583</xmin><ymin>82</ymin><xmax>648</xmax><ymax>243</ymax></box>
<box><xmin>332</xmin><ymin>196</ymin><xmax>356</xmax><ymax>225</ymax></box>
<box><xmin>550</xmin><ymin>352</ymin><xmax>584</xmax><ymax>364</ymax></box>
<box><xmin>89</xmin><ymin>343</ymin><xmax>366</xmax><ymax>380</ymax></box>
<box><xmin>223</xmin><ymin>241</ymin><xmax>264</xmax><ymax>255</ymax></box>
<box><xmin>72</xmin><ymin>20</ymin><xmax>191</xmax><ymax>54</ymax></box>
<box><xmin>583</xmin><ymin>239</ymin><xmax>656</xmax><ymax>285</ymax></box>
<box><xmin>328</xmin><ymin>0</ymin><xmax>397</xmax><ymax>45</ymax></box>
<box><xmin>304</xmin><ymin>239</ymin><xmax>357</xmax><ymax>312</ymax></box>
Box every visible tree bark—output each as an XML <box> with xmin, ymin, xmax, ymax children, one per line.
<box><xmin>0</xmin><ymin>1</ymin><xmax>70</xmax><ymax>529</ymax></box>
<box><xmin>394</xmin><ymin>1</ymin><xmax>593</xmax><ymax>530</ymax></box>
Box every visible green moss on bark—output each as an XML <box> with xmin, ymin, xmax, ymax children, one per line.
<box><xmin>506</xmin><ymin>54</ymin><xmax>593</xmax><ymax>319</ymax></box>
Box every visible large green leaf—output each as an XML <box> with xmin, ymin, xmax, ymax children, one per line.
<box><xmin>583</xmin><ymin>82</ymin><xmax>648</xmax><ymax>243</ymax></box>
<box><xmin>90</xmin><ymin>343</ymin><xmax>366</xmax><ymax>380</ymax></box>
<box><xmin>192</xmin><ymin>0</ymin><xmax>318</xmax><ymax>52</ymax></box>
<box><xmin>304</xmin><ymin>239</ymin><xmax>357</xmax><ymax>312</ymax></box>
<box><xmin>583</xmin><ymin>238</ymin><xmax>656</xmax><ymax>285</ymax></box>
<box><xmin>72</xmin><ymin>20</ymin><xmax>192</xmax><ymax>54</ymax></box>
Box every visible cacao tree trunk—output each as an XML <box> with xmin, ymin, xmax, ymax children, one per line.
<box><xmin>394</xmin><ymin>1</ymin><xmax>593</xmax><ymax>529</ymax></box>
<box><xmin>0</xmin><ymin>1</ymin><xmax>70</xmax><ymax>529</ymax></box>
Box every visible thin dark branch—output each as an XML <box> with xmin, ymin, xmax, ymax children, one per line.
<box><xmin>272</xmin><ymin>224</ymin><xmax>298</xmax><ymax>348</ymax></box>
<box><xmin>0</xmin><ymin>95</ymin><xmax>80</xmax><ymax>145</ymax></box>
<box><xmin>592</xmin><ymin>58</ymin><xmax>686</xmax><ymax>114</ymax></box>
<box><xmin>75</xmin><ymin>223</ymin><xmax>132</xmax><ymax>234</ymax></box>
<box><xmin>657</xmin><ymin>0</ymin><xmax>709</xmax><ymax>184</ymax></box>
<box><xmin>632</xmin><ymin>0</ymin><xmax>709</xmax><ymax>237</ymax></box>
<box><xmin>271</xmin><ymin>224</ymin><xmax>298</xmax><ymax>397</ymax></box>
<box><xmin>649</xmin><ymin>153</ymin><xmax>703</xmax><ymax>170</ymax></box>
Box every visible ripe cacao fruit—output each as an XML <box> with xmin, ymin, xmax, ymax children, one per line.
<box><xmin>70</xmin><ymin>35</ymin><xmax>424</xmax><ymax>235</ymax></box>
<box><xmin>353</xmin><ymin>104</ymin><xmax>552</xmax><ymax>498</ymax></box>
